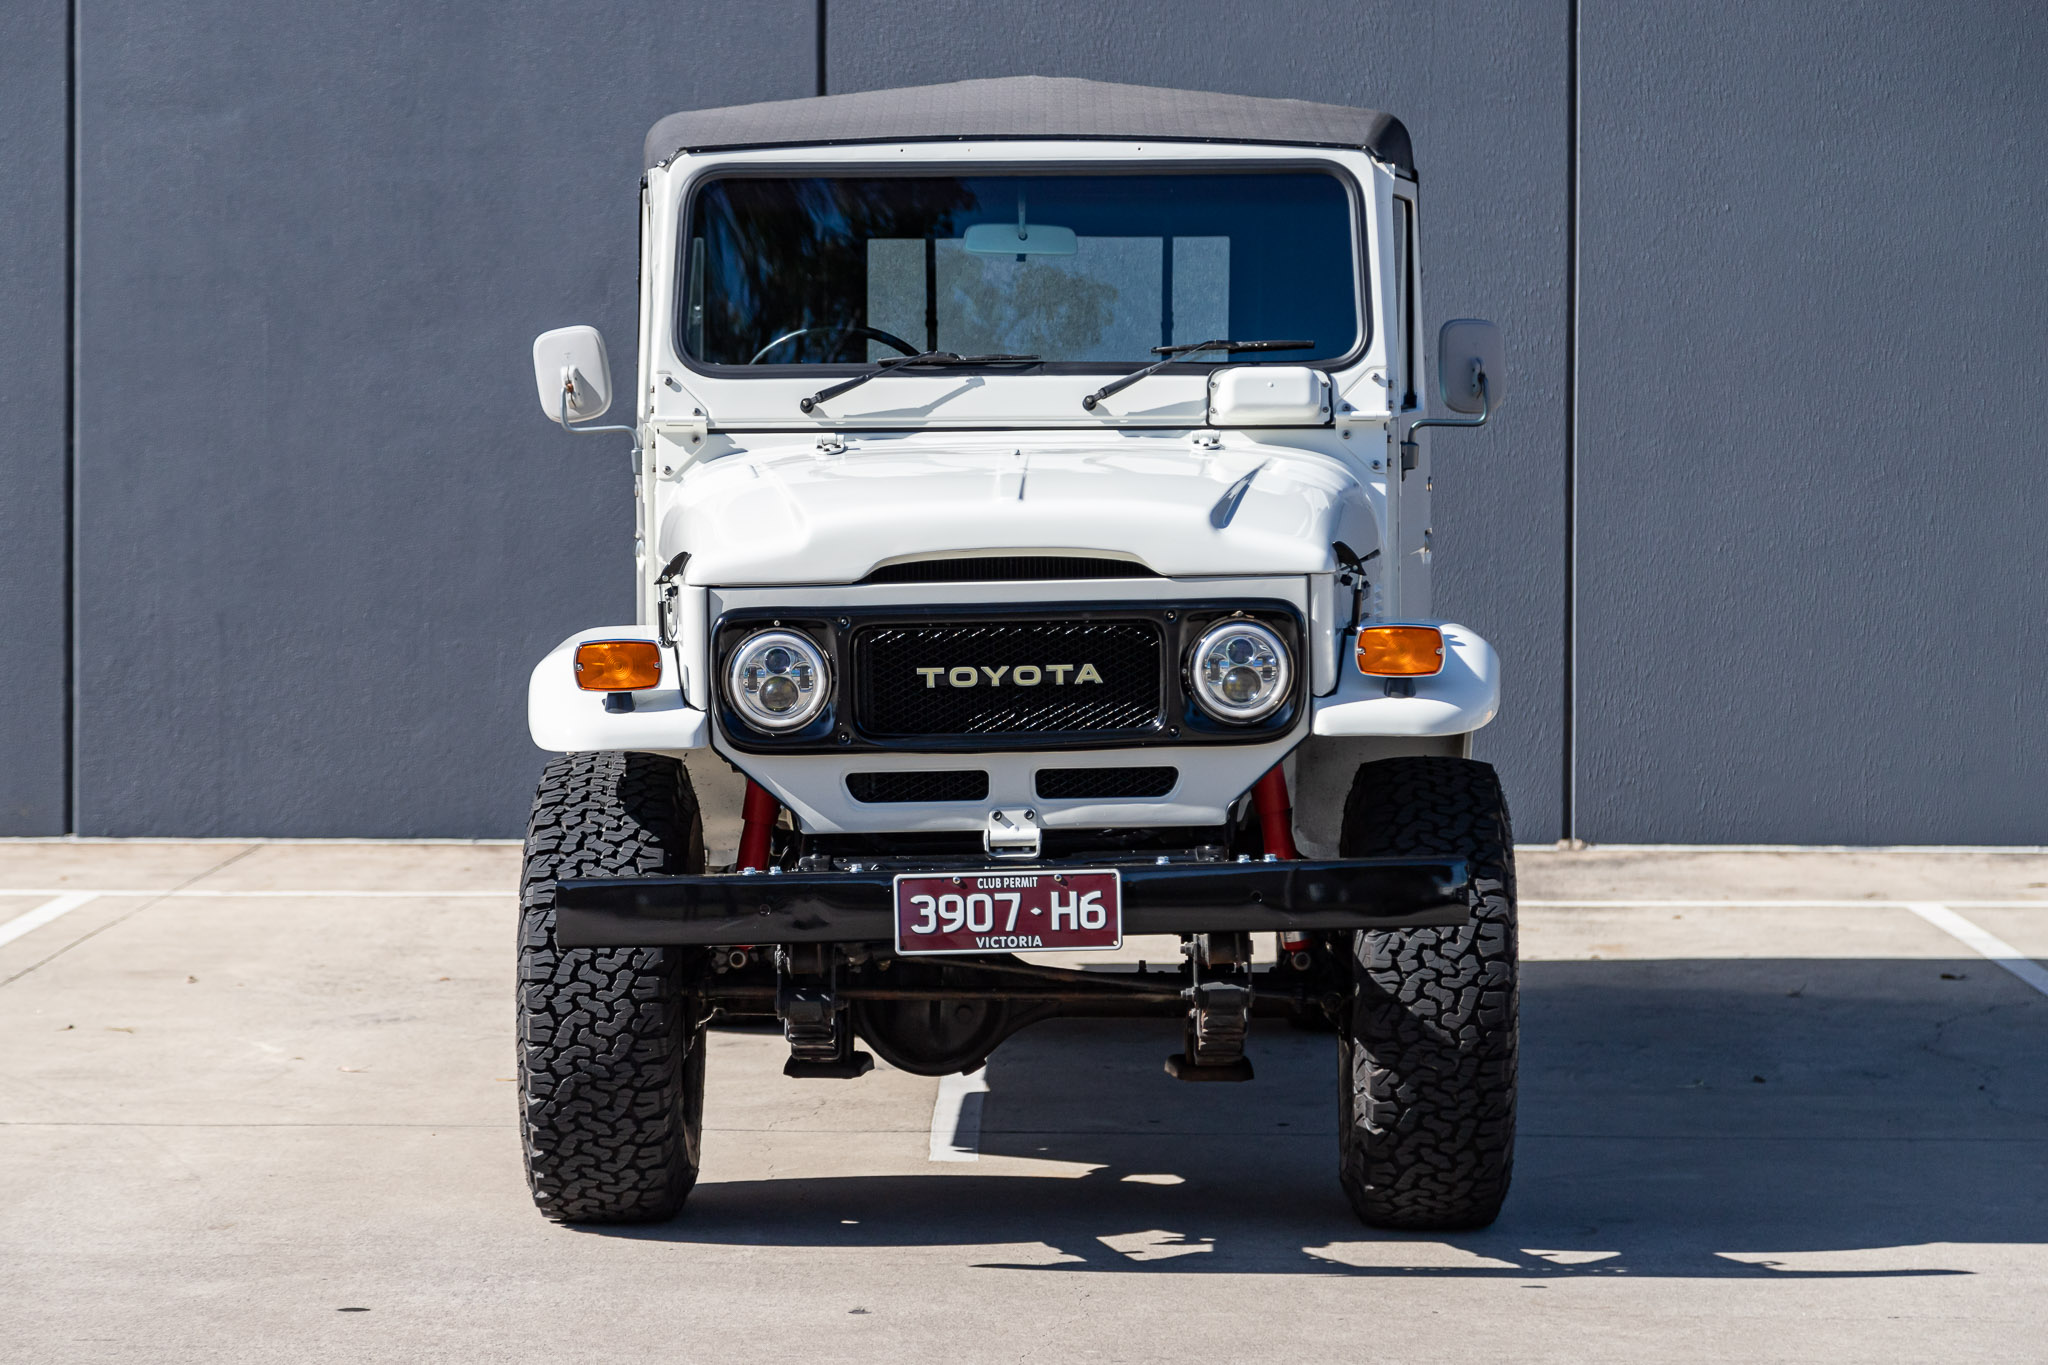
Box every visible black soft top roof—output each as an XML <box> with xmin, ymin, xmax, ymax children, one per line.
<box><xmin>644</xmin><ymin>75</ymin><xmax>1413</xmax><ymax>176</ymax></box>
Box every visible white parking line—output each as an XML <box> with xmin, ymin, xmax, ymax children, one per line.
<box><xmin>928</xmin><ymin>1068</ymin><xmax>990</xmax><ymax>1162</ymax></box>
<box><xmin>0</xmin><ymin>893</ymin><xmax>102</xmax><ymax>949</ymax></box>
<box><xmin>1904</xmin><ymin>903</ymin><xmax>2048</xmax><ymax>998</ymax></box>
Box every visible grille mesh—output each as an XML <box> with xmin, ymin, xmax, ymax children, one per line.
<box><xmin>857</xmin><ymin>620</ymin><xmax>1162</xmax><ymax>737</ymax></box>
<box><xmin>846</xmin><ymin>770</ymin><xmax>990</xmax><ymax>803</ymax></box>
<box><xmin>1035</xmin><ymin>766</ymin><xmax>1180</xmax><ymax>799</ymax></box>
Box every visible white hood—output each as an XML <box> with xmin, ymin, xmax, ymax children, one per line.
<box><xmin>662</xmin><ymin>437</ymin><xmax>1378</xmax><ymax>586</ymax></box>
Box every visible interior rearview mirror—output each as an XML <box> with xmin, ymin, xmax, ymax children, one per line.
<box><xmin>532</xmin><ymin>325</ymin><xmax>613</xmax><ymax>424</ymax></box>
<box><xmin>963</xmin><ymin>193</ymin><xmax>1078</xmax><ymax>256</ymax></box>
<box><xmin>1437</xmin><ymin>319</ymin><xmax>1505</xmax><ymax>415</ymax></box>
<box><xmin>964</xmin><ymin>222</ymin><xmax>1078</xmax><ymax>256</ymax></box>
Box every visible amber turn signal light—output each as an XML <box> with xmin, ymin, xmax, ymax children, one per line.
<box><xmin>574</xmin><ymin>640</ymin><xmax>662</xmax><ymax>692</ymax></box>
<box><xmin>1356</xmin><ymin>625</ymin><xmax>1445</xmax><ymax>677</ymax></box>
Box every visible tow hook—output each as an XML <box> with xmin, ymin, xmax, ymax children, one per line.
<box><xmin>983</xmin><ymin>807</ymin><xmax>1042</xmax><ymax>859</ymax></box>
<box><xmin>1166</xmin><ymin>931</ymin><xmax>1255</xmax><ymax>1082</ymax></box>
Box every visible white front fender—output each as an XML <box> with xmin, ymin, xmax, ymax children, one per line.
<box><xmin>1309</xmin><ymin>622</ymin><xmax>1500</xmax><ymax>737</ymax></box>
<box><xmin>528</xmin><ymin>626</ymin><xmax>710</xmax><ymax>754</ymax></box>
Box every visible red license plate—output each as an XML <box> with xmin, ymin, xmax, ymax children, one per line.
<box><xmin>893</xmin><ymin>869</ymin><xmax>1122</xmax><ymax>956</ymax></box>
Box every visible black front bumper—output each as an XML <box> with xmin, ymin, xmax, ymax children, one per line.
<box><xmin>552</xmin><ymin>856</ymin><xmax>1471</xmax><ymax>948</ymax></box>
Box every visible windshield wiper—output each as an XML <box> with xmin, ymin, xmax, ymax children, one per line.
<box><xmin>1080</xmin><ymin>339</ymin><xmax>1315</xmax><ymax>412</ymax></box>
<box><xmin>800</xmin><ymin>351</ymin><xmax>1040</xmax><ymax>413</ymax></box>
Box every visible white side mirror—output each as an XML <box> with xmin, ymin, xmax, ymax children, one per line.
<box><xmin>532</xmin><ymin>325</ymin><xmax>613</xmax><ymax>424</ymax></box>
<box><xmin>1436</xmin><ymin>319</ymin><xmax>1505</xmax><ymax>415</ymax></box>
<box><xmin>1399</xmin><ymin>319</ymin><xmax>1505</xmax><ymax>472</ymax></box>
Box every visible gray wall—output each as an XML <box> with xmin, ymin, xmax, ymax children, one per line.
<box><xmin>4</xmin><ymin>2</ymin><xmax>2043</xmax><ymax>841</ymax></box>
<box><xmin>66</xmin><ymin>2</ymin><xmax>812</xmax><ymax>836</ymax></box>
<box><xmin>0</xmin><ymin>6</ymin><xmax>71</xmax><ymax>833</ymax></box>
<box><xmin>1575</xmin><ymin>3</ymin><xmax>2048</xmax><ymax>842</ymax></box>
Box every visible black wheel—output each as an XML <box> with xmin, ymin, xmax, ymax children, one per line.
<box><xmin>1336</xmin><ymin>756</ymin><xmax>1518</xmax><ymax>1229</ymax></box>
<box><xmin>518</xmin><ymin>750</ymin><xmax>707</xmax><ymax>1223</ymax></box>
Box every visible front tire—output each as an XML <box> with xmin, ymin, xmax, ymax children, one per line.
<box><xmin>518</xmin><ymin>750</ymin><xmax>706</xmax><ymax>1223</ymax></box>
<box><xmin>1336</xmin><ymin>756</ymin><xmax>1518</xmax><ymax>1230</ymax></box>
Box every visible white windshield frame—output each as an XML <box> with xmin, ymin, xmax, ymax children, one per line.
<box><xmin>640</xmin><ymin>140</ymin><xmax>1400</xmax><ymax>433</ymax></box>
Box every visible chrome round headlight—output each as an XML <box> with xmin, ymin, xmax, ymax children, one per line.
<box><xmin>1188</xmin><ymin>620</ymin><xmax>1291</xmax><ymax>723</ymax></box>
<box><xmin>726</xmin><ymin>629</ymin><xmax>831</xmax><ymax>731</ymax></box>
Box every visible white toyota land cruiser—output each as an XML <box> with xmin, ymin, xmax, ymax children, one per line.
<box><xmin>520</xmin><ymin>76</ymin><xmax>1514</xmax><ymax>1230</ymax></box>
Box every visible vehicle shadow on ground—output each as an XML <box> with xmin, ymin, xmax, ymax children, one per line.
<box><xmin>597</xmin><ymin>957</ymin><xmax>2048</xmax><ymax>1279</ymax></box>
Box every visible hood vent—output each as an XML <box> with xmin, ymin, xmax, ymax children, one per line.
<box><xmin>863</xmin><ymin>556</ymin><xmax>1158</xmax><ymax>584</ymax></box>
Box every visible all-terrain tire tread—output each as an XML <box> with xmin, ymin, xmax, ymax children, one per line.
<box><xmin>518</xmin><ymin>750</ymin><xmax>704</xmax><ymax>1223</ymax></box>
<box><xmin>1337</xmin><ymin>756</ymin><xmax>1518</xmax><ymax>1230</ymax></box>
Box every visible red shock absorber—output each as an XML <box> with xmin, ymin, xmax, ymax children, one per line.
<box><xmin>1253</xmin><ymin>765</ymin><xmax>1312</xmax><ymax>962</ymax></box>
<box><xmin>736</xmin><ymin>778</ymin><xmax>780</xmax><ymax>871</ymax></box>
<box><xmin>1252</xmin><ymin>764</ymin><xmax>1300</xmax><ymax>861</ymax></box>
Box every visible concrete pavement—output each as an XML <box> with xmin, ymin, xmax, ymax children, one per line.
<box><xmin>2</xmin><ymin>841</ymin><xmax>2045</xmax><ymax>1363</ymax></box>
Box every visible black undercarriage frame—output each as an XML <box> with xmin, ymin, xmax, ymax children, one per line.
<box><xmin>556</xmin><ymin>849</ymin><xmax>1471</xmax><ymax>1081</ymax></box>
<box><xmin>691</xmin><ymin>932</ymin><xmax>1344</xmax><ymax>1082</ymax></box>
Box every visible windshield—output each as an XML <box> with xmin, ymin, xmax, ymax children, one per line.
<box><xmin>680</xmin><ymin>170</ymin><xmax>1360</xmax><ymax>368</ymax></box>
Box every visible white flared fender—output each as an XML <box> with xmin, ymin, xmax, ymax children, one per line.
<box><xmin>1309</xmin><ymin>622</ymin><xmax>1500</xmax><ymax>737</ymax></box>
<box><xmin>528</xmin><ymin>626</ymin><xmax>709</xmax><ymax>754</ymax></box>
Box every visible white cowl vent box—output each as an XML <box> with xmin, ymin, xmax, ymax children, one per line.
<box><xmin>1207</xmin><ymin>366</ymin><xmax>1331</xmax><ymax>426</ymax></box>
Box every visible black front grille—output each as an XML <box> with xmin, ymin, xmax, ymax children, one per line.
<box><xmin>857</xmin><ymin>620</ymin><xmax>1163</xmax><ymax>738</ymax></box>
<box><xmin>846</xmin><ymin>770</ymin><xmax>990</xmax><ymax>803</ymax></box>
<box><xmin>863</xmin><ymin>556</ymin><xmax>1158</xmax><ymax>584</ymax></box>
<box><xmin>1035</xmin><ymin>766</ymin><xmax>1180</xmax><ymax>799</ymax></box>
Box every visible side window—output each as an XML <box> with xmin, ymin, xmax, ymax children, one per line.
<box><xmin>1392</xmin><ymin>198</ymin><xmax>1416</xmax><ymax>411</ymax></box>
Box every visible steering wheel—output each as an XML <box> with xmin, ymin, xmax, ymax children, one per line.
<box><xmin>749</xmin><ymin>325</ymin><xmax>920</xmax><ymax>365</ymax></box>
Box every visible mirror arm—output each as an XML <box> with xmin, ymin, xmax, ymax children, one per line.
<box><xmin>1397</xmin><ymin>370</ymin><xmax>1490</xmax><ymax>475</ymax></box>
<box><xmin>558</xmin><ymin>373</ymin><xmax>643</xmax><ymax>470</ymax></box>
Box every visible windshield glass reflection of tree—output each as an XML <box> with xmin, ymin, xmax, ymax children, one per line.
<box><xmin>684</xmin><ymin>173</ymin><xmax>1357</xmax><ymax>368</ymax></box>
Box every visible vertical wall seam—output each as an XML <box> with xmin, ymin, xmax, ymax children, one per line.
<box><xmin>63</xmin><ymin>0</ymin><xmax>78</xmax><ymax>834</ymax></box>
<box><xmin>1561</xmin><ymin>0</ymin><xmax>1581</xmax><ymax>841</ymax></box>
<box><xmin>815</xmin><ymin>0</ymin><xmax>827</xmax><ymax>96</ymax></box>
